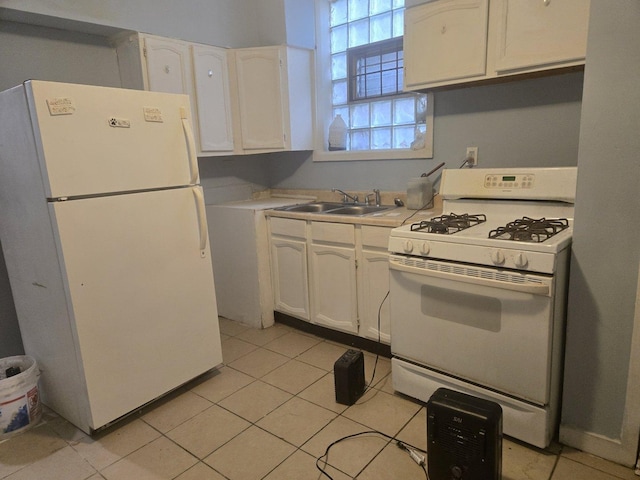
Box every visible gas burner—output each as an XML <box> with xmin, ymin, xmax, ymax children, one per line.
<box><xmin>488</xmin><ymin>217</ymin><xmax>569</xmax><ymax>243</ymax></box>
<box><xmin>411</xmin><ymin>213</ymin><xmax>487</xmax><ymax>235</ymax></box>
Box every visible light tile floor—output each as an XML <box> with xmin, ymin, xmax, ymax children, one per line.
<box><xmin>1</xmin><ymin>318</ymin><xmax>638</xmax><ymax>480</ymax></box>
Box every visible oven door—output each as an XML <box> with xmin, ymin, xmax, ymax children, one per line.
<box><xmin>389</xmin><ymin>255</ymin><xmax>556</xmax><ymax>405</ymax></box>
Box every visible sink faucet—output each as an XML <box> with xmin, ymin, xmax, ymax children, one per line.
<box><xmin>373</xmin><ymin>189</ymin><xmax>381</xmax><ymax>206</ymax></box>
<box><xmin>331</xmin><ymin>188</ymin><xmax>359</xmax><ymax>204</ymax></box>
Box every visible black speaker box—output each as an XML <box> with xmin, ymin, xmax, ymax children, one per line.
<box><xmin>333</xmin><ymin>349</ymin><xmax>365</xmax><ymax>405</ymax></box>
<box><xmin>427</xmin><ymin>388</ymin><xmax>502</xmax><ymax>480</ymax></box>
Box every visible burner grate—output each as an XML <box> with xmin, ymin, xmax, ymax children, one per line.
<box><xmin>411</xmin><ymin>213</ymin><xmax>487</xmax><ymax>235</ymax></box>
<box><xmin>488</xmin><ymin>217</ymin><xmax>569</xmax><ymax>243</ymax></box>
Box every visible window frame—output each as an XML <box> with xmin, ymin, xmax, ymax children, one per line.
<box><xmin>312</xmin><ymin>0</ymin><xmax>434</xmax><ymax>162</ymax></box>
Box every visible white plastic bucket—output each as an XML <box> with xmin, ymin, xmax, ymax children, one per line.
<box><xmin>0</xmin><ymin>355</ymin><xmax>41</xmax><ymax>438</ymax></box>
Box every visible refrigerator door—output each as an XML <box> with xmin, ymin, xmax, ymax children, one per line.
<box><xmin>26</xmin><ymin>80</ymin><xmax>199</xmax><ymax>199</ymax></box>
<box><xmin>50</xmin><ymin>186</ymin><xmax>221</xmax><ymax>431</ymax></box>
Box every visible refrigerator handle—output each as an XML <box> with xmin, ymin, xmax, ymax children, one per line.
<box><xmin>180</xmin><ymin>107</ymin><xmax>199</xmax><ymax>185</ymax></box>
<box><xmin>192</xmin><ymin>187</ymin><xmax>208</xmax><ymax>257</ymax></box>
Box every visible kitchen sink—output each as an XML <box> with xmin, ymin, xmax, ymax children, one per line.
<box><xmin>275</xmin><ymin>202</ymin><xmax>395</xmax><ymax>216</ymax></box>
<box><xmin>276</xmin><ymin>202</ymin><xmax>344</xmax><ymax>213</ymax></box>
<box><xmin>325</xmin><ymin>205</ymin><xmax>393</xmax><ymax>215</ymax></box>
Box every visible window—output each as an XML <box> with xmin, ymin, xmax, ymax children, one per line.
<box><xmin>314</xmin><ymin>0</ymin><xmax>433</xmax><ymax>161</ymax></box>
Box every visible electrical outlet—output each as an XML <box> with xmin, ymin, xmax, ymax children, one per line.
<box><xmin>466</xmin><ymin>147</ymin><xmax>478</xmax><ymax>166</ymax></box>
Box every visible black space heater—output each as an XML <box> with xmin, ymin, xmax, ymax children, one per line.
<box><xmin>427</xmin><ymin>388</ymin><xmax>502</xmax><ymax>480</ymax></box>
<box><xmin>334</xmin><ymin>349</ymin><xmax>365</xmax><ymax>405</ymax></box>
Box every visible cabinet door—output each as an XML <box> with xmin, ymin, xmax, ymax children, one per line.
<box><xmin>310</xmin><ymin>244</ymin><xmax>358</xmax><ymax>334</ymax></box>
<box><xmin>271</xmin><ymin>237</ymin><xmax>310</xmax><ymax>320</ymax></box>
<box><xmin>493</xmin><ymin>0</ymin><xmax>589</xmax><ymax>72</ymax></box>
<box><xmin>144</xmin><ymin>36</ymin><xmax>192</xmax><ymax>95</ymax></box>
<box><xmin>404</xmin><ymin>0</ymin><xmax>489</xmax><ymax>89</ymax></box>
<box><xmin>191</xmin><ymin>45</ymin><xmax>234</xmax><ymax>153</ymax></box>
<box><xmin>235</xmin><ymin>48</ymin><xmax>286</xmax><ymax>150</ymax></box>
<box><xmin>359</xmin><ymin>250</ymin><xmax>391</xmax><ymax>344</ymax></box>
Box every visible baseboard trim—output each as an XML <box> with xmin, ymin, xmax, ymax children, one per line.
<box><xmin>274</xmin><ymin>312</ymin><xmax>391</xmax><ymax>358</ymax></box>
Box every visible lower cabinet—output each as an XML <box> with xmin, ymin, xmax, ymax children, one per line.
<box><xmin>309</xmin><ymin>222</ymin><xmax>358</xmax><ymax>334</ymax></box>
<box><xmin>270</xmin><ymin>218</ymin><xmax>310</xmax><ymax>320</ymax></box>
<box><xmin>269</xmin><ymin>217</ymin><xmax>392</xmax><ymax>343</ymax></box>
<box><xmin>358</xmin><ymin>226</ymin><xmax>392</xmax><ymax>344</ymax></box>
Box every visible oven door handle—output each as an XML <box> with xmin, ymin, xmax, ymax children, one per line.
<box><xmin>389</xmin><ymin>261</ymin><xmax>551</xmax><ymax>296</ymax></box>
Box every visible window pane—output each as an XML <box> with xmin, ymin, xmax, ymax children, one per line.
<box><xmin>333</xmin><ymin>106</ymin><xmax>350</xmax><ymax>125</ymax></box>
<box><xmin>364</xmin><ymin>72</ymin><xmax>381</xmax><ymax>97</ymax></box>
<box><xmin>393</xmin><ymin>9</ymin><xmax>404</xmax><ymax>37</ymax></box>
<box><xmin>349</xmin><ymin>0</ymin><xmax>369</xmax><ymax>21</ymax></box>
<box><xmin>349</xmin><ymin>18</ymin><xmax>369</xmax><ymax>47</ymax></box>
<box><xmin>331</xmin><ymin>25</ymin><xmax>348</xmax><ymax>53</ymax></box>
<box><xmin>394</xmin><ymin>97</ymin><xmax>415</xmax><ymax>124</ymax></box>
<box><xmin>332</xmin><ymin>80</ymin><xmax>348</xmax><ymax>105</ymax></box>
<box><xmin>332</xmin><ymin>53</ymin><xmax>347</xmax><ymax>80</ymax></box>
<box><xmin>393</xmin><ymin>0</ymin><xmax>405</xmax><ymax>9</ymax></box>
<box><xmin>351</xmin><ymin>103</ymin><xmax>370</xmax><ymax>128</ymax></box>
<box><xmin>416</xmin><ymin>94</ymin><xmax>427</xmax><ymax>123</ymax></box>
<box><xmin>393</xmin><ymin>126</ymin><xmax>414</xmax><ymax>148</ymax></box>
<box><xmin>370</xmin><ymin>12</ymin><xmax>392</xmax><ymax>42</ymax></box>
<box><xmin>372</xmin><ymin>100</ymin><xmax>392</xmax><ymax>126</ymax></box>
<box><xmin>371</xmin><ymin>0</ymin><xmax>392</xmax><ymax>15</ymax></box>
<box><xmin>331</xmin><ymin>0</ymin><xmax>348</xmax><ymax>26</ymax></box>
<box><xmin>380</xmin><ymin>69</ymin><xmax>398</xmax><ymax>95</ymax></box>
<box><xmin>372</xmin><ymin>128</ymin><xmax>392</xmax><ymax>149</ymax></box>
<box><xmin>350</xmin><ymin>130</ymin><xmax>370</xmax><ymax>150</ymax></box>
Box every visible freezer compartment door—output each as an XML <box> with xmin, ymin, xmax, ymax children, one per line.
<box><xmin>27</xmin><ymin>80</ymin><xmax>199</xmax><ymax>198</ymax></box>
<box><xmin>50</xmin><ymin>186</ymin><xmax>221</xmax><ymax>431</ymax></box>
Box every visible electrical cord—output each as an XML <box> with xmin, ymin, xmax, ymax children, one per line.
<box><xmin>315</xmin><ymin>292</ymin><xmax>430</xmax><ymax>479</ymax></box>
<box><xmin>315</xmin><ymin>429</ymin><xmax>429</xmax><ymax>479</ymax></box>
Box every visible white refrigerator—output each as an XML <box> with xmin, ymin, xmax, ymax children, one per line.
<box><xmin>0</xmin><ymin>80</ymin><xmax>222</xmax><ymax>434</ymax></box>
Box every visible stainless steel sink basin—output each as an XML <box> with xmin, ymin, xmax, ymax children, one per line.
<box><xmin>276</xmin><ymin>202</ymin><xmax>344</xmax><ymax>213</ymax></box>
<box><xmin>275</xmin><ymin>202</ymin><xmax>395</xmax><ymax>216</ymax></box>
<box><xmin>326</xmin><ymin>205</ymin><xmax>393</xmax><ymax>215</ymax></box>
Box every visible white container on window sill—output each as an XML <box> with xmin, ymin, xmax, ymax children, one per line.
<box><xmin>328</xmin><ymin>114</ymin><xmax>347</xmax><ymax>151</ymax></box>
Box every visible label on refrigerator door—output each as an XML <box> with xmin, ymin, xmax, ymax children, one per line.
<box><xmin>143</xmin><ymin>107</ymin><xmax>164</xmax><ymax>123</ymax></box>
<box><xmin>46</xmin><ymin>97</ymin><xmax>76</xmax><ymax>116</ymax></box>
<box><xmin>108</xmin><ymin>117</ymin><xmax>131</xmax><ymax>128</ymax></box>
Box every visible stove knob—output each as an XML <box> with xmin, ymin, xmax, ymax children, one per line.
<box><xmin>491</xmin><ymin>250</ymin><xmax>505</xmax><ymax>265</ymax></box>
<box><xmin>514</xmin><ymin>252</ymin><xmax>529</xmax><ymax>268</ymax></box>
<box><xmin>419</xmin><ymin>241</ymin><xmax>430</xmax><ymax>255</ymax></box>
<box><xmin>403</xmin><ymin>240</ymin><xmax>414</xmax><ymax>253</ymax></box>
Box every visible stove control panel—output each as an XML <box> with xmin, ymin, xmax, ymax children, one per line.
<box><xmin>484</xmin><ymin>174</ymin><xmax>534</xmax><ymax>189</ymax></box>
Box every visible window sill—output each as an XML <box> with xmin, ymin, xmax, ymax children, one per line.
<box><xmin>312</xmin><ymin>146</ymin><xmax>433</xmax><ymax>162</ymax></box>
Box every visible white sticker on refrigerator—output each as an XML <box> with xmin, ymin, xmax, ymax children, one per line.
<box><xmin>46</xmin><ymin>98</ymin><xmax>75</xmax><ymax>116</ymax></box>
<box><xmin>143</xmin><ymin>107</ymin><xmax>163</xmax><ymax>123</ymax></box>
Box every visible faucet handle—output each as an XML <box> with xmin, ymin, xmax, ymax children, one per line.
<box><xmin>364</xmin><ymin>193</ymin><xmax>374</xmax><ymax>205</ymax></box>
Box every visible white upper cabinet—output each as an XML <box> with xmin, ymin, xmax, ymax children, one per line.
<box><xmin>114</xmin><ymin>33</ymin><xmax>234</xmax><ymax>156</ymax></box>
<box><xmin>493</xmin><ymin>0</ymin><xmax>590</xmax><ymax>73</ymax></box>
<box><xmin>191</xmin><ymin>45</ymin><xmax>234</xmax><ymax>153</ymax></box>
<box><xmin>404</xmin><ymin>0</ymin><xmax>590</xmax><ymax>90</ymax></box>
<box><xmin>404</xmin><ymin>0</ymin><xmax>489</xmax><ymax>88</ymax></box>
<box><xmin>234</xmin><ymin>47</ymin><xmax>286</xmax><ymax>150</ymax></box>
<box><xmin>144</xmin><ymin>36</ymin><xmax>192</xmax><ymax>95</ymax></box>
<box><xmin>231</xmin><ymin>46</ymin><xmax>314</xmax><ymax>153</ymax></box>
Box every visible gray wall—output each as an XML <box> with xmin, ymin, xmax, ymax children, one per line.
<box><xmin>269</xmin><ymin>71</ymin><xmax>583</xmax><ymax>191</ymax></box>
<box><xmin>561</xmin><ymin>0</ymin><xmax>640</xmax><ymax>449</ymax></box>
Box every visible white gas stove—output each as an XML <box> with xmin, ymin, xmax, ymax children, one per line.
<box><xmin>388</xmin><ymin>166</ymin><xmax>577</xmax><ymax>448</ymax></box>
<box><xmin>389</xmin><ymin>167</ymin><xmax>577</xmax><ymax>272</ymax></box>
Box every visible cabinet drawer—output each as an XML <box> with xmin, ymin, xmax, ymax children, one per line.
<box><xmin>311</xmin><ymin>222</ymin><xmax>355</xmax><ymax>245</ymax></box>
<box><xmin>361</xmin><ymin>226</ymin><xmax>392</xmax><ymax>249</ymax></box>
<box><xmin>270</xmin><ymin>217</ymin><xmax>306</xmax><ymax>238</ymax></box>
